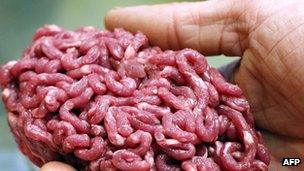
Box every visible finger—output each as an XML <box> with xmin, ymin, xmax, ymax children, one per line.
<box><xmin>40</xmin><ymin>161</ymin><xmax>76</xmax><ymax>171</ymax></box>
<box><xmin>105</xmin><ymin>0</ymin><xmax>256</xmax><ymax>56</ymax></box>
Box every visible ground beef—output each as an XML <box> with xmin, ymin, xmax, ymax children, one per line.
<box><xmin>0</xmin><ymin>25</ymin><xmax>270</xmax><ymax>171</ymax></box>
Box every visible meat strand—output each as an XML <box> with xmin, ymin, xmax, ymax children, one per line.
<box><xmin>0</xmin><ymin>25</ymin><xmax>269</xmax><ymax>171</ymax></box>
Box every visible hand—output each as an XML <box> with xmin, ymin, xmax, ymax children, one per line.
<box><xmin>105</xmin><ymin>0</ymin><xmax>304</xmax><ymax>170</ymax></box>
<box><xmin>40</xmin><ymin>161</ymin><xmax>76</xmax><ymax>171</ymax></box>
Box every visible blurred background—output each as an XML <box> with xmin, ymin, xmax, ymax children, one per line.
<box><xmin>0</xmin><ymin>0</ymin><xmax>236</xmax><ymax>170</ymax></box>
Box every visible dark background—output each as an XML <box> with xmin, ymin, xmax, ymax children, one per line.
<box><xmin>0</xmin><ymin>0</ymin><xmax>235</xmax><ymax>170</ymax></box>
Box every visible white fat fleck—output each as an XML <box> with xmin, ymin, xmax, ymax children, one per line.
<box><xmin>115</xmin><ymin>134</ymin><xmax>125</xmax><ymax>146</ymax></box>
<box><xmin>47</xmin><ymin>24</ymin><xmax>61</xmax><ymax>31</ymax></box>
<box><xmin>152</xmin><ymin>89</ymin><xmax>158</xmax><ymax>94</ymax></box>
<box><xmin>65</xmin><ymin>142</ymin><xmax>72</xmax><ymax>149</ymax></box>
<box><xmin>165</xmin><ymin>139</ymin><xmax>179</xmax><ymax>145</ymax></box>
<box><xmin>203</xmin><ymin>72</ymin><xmax>210</xmax><ymax>80</ymax></box>
<box><xmin>189</xmin><ymin>99</ymin><xmax>196</xmax><ymax>105</ymax></box>
<box><xmin>138</xmin><ymin>52</ymin><xmax>144</xmax><ymax>58</ymax></box>
<box><xmin>66</xmin><ymin>47</ymin><xmax>76</xmax><ymax>53</ymax></box>
<box><xmin>188</xmin><ymin>72</ymin><xmax>208</xmax><ymax>89</ymax></box>
<box><xmin>137</xmin><ymin>102</ymin><xmax>148</xmax><ymax>109</ymax></box>
<box><xmin>244</xmin><ymin>131</ymin><xmax>254</xmax><ymax>144</ymax></box>
<box><xmin>45</xmin><ymin>95</ymin><xmax>52</xmax><ymax>104</ymax></box>
<box><xmin>81</xmin><ymin>65</ymin><xmax>91</xmax><ymax>74</ymax></box>
<box><xmin>39</xmin><ymin>74</ymin><xmax>47</xmax><ymax>81</ymax></box>
<box><xmin>7</xmin><ymin>60</ymin><xmax>17</xmax><ymax>66</ymax></box>
<box><xmin>44</xmin><ymin>90</ymin><xmax>55</xmax><ymax>104</ymax></box>
<box><xmin>124</xmin><ymin>46</ymin><xmax>135</xmax><ymax>59</ymax></box>
<box><xmin>161</xmin><ymin>66</ymin><xmax>170</xmax><ymax>73</ymax></box>
<box><xmin>233</xmin><ymin>151</ymin><xmax>242</xmax><ymax>158</ymax></box>
<box><xmin>222</xmin><ymin>142</ymin><xmax>231</xmax><ymax>154</ymax></box>
<box><xmin>196</xmin><ymin>78</ymin><xmax>207</xmax><ymax>89</ymax></box>
<box><xmin>82</xmin><ymin>26</ymin><xmax>95</xmax><ymax>31</ymax></box>
<box><xmin>2</xmin><ymin>88</ymin><xmax>10</xmax><ymax>98</ymax></box>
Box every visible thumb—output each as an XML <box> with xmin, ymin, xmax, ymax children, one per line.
<box><xmin>105</xmin><ymin>0</ymin><xmax>257</xmax><ymax>56</ymax></box>
<box><xmin>40</xmin><ymin>161</ymin><xmax>76</xmax><ymax>171</ymax></box>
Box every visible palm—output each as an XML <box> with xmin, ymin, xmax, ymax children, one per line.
<box><xmin>231</xmin><ymin>1</ymin><xmax>304</xmax><ymax>170</ymax></box>
<box><xmin>235</xmin><ymin>1</ymin><xmax>304</xmax><ymax>138</ymax></box>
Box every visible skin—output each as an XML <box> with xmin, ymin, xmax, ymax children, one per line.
<box><xmin>42</xmin><ymin>0</ymin><xmax>304</xmax><ymax>170</ymax></box>
<box><xmin>40</xmin><ymin>161</ymin><xmax>76</xmax><ymax>171</ymax></box>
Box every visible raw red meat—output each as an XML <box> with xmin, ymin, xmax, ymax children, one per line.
<box><xmin>0</xmin><ymin>25</ymin><xmax>270</xmax><ymax>171</ymax></box>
